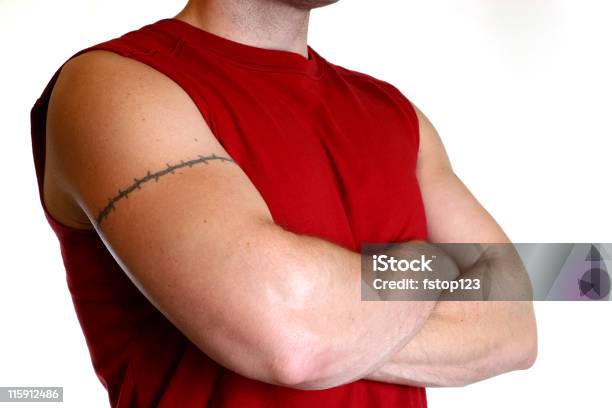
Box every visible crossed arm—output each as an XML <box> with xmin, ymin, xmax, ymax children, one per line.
<box><xmin>44</xmin><ymin>51</ymin><xmax>536</xmax><ymax>390</ymax></box>
<box><xmin>366</xmin><ymin>107</ymin><xmax>537</xmax><ymax>387</ymax></box>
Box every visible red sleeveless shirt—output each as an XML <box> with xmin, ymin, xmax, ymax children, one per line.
<box><xmin>31</xmin><ymin>19</ymin><xmax>428</xmax><ymax>408</ymax></box>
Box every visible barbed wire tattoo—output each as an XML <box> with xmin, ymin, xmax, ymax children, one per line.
<box><xmin>95</xmin><ymin>153</ymin><xmax>234</xmax><ymax>225</ymax></box>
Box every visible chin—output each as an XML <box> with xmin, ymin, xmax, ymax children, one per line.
<box><xmin>280</xmin><ymin>0</ymin><xmax>340</xmax><ymax>10</ymax></box>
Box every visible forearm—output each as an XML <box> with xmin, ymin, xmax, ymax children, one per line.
<box><xmin>365</xmin><ymin>247</ymin><xmax>537</xmax><ymax>387</ymax></box>
<box><xmin>366</xmin><ymin>300</ymin><xmax>536</xmax><ymax>387</ymax></box>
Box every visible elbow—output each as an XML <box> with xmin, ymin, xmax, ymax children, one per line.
<box><xmin>514</xmin><ymin>325</ymin><xmax>538</xmax><ymax>370</ymax></box>
<box><xmin>511</xmin><ymin>309</ymin><xmax>538</xmax><ymax>371</ymax></box>
<box><xmin>450</xmin><ymin>335</ymin><xmax>537</xmax><ymax>388</ymax></box>
<box><xmin>487</xmin><ymin>315</ymin><xmax>538</xmax><ymax>379</ymax></box>
<box><xmin>264</xmin><ymin>330</ymin><xmax>320</xmax><ymax>388</ymax></box>
<box><xmin>267</xmin><ymin>338</ymin><xmax>338</xmax><ymax>390</ymax></box>
<box><xmin>484</xmin><ymin>314</ymin><xmax>537</xmax><ymax>381</ymax></box>
<box><xmin>269</xmin><ymin>353</ymin><xmax>323</xmax><ymax>390</ymax></box>
<box><xmin>272</xmin><ymin>360</ymin><xmax>350</xmax><ymax>391</ymax></box>
<box><xmin>263</xmin><ymin>319</ymin><xmax>351</xmax><ymax>390</ymax></box>
<box><xmin>490</xmin><ymin>307</ymin><xmax>538</xmax><ymax>375</ymax></box>
<box><xmin>460</xmin><ymin>314</ymin><xmax>538</xmax><ymax>387</ymax></box>
<box><xmin>268</xmin><ymin>355</ymin><xmax>312</xmax><ymax>389</ymax></box>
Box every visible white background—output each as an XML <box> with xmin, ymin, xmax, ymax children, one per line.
<box><xmin>1</xmin><ymin>0</ymin><xmax>611</xmax><ymax>407</ymax></box>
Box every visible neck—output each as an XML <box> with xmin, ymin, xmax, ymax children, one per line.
<box><xmin>176</xmin><ymin>0</ymin><xmax>311</xmax><ymax>57</ymax></box>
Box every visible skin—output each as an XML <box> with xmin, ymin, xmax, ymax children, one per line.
<box><xmin>43</xmin><ymin>0</ymin><xmax>536</xmax><ymax>391</ymax></box>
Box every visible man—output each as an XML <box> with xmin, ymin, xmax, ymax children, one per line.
<box><xmin>31</xmin><ymin>0</ymin><xmax>536</xmax><ymax>406</ymax></box>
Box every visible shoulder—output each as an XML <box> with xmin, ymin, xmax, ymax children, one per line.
<box><xmin>325</xmin><ymin>61</ymin><xmax>422</xmax><ymax>137</ymax></box>
<box><xmin>43</xmin><ymin>47</ymin><xmax>210</xmax><ymax>228</ymax></box>
<box><xmin>326</xmin><ymin>61</ymin><xmax>419</xmax><ymax>122</ymax></box>
<box><xmin>49</xmin><ymin>18</ymin><xmax>207</xmax><ymax>139</ymax></box>
<box><xmin>328</xmin><ymin>63</ymin><xmax>410</xmax><ymax>103</ymax></box>
<box><xmin>56</xmin><ymin>48</ymin><xmax>173</xmax><ymax>103</ymax></box>
<box><xmin>50</xmin><ymin>48</ymin><xmax>201</xmax><ymax>143</ymax></box>
<box><xmin>51</xmin><ymin>19</ymin><xmax>185</xmax><ymax>114</ymax></box>
<box><xmin>47</xmin><ymin>49</ymin><xmax>200</xmax><ymax>162</ymax></box>
<box><xmin>46</xmin><ymin>43</ymin><xmax>210</xmax><ymax>166</ymax></box>
<box><xmin>54</xmin><ymin>51</ymin><xmax>150</xmax><ymax>116</ymax></box>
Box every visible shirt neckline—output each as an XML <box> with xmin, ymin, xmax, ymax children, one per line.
<box><xmin>155</xmin><ymin>18</ymin><xmax>323</xmax><ymax>78</ymax></box>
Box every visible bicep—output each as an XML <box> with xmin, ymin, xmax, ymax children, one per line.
<box><xmin>413</xmin><ymin>104</ymin><xmax>509</xmax><ymax>244</ymax></box>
